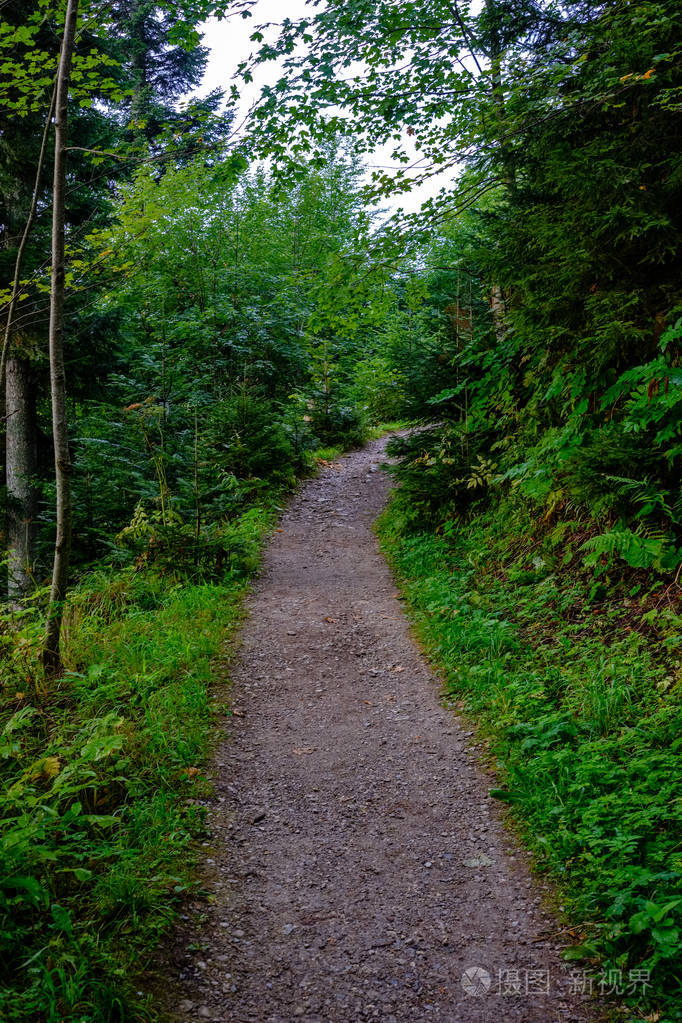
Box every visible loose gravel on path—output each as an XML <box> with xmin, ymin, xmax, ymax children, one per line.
<box><xmin>167</xmin><ymin>437</ymin><xmax>595</xmax><ymax>1023</ymax></box>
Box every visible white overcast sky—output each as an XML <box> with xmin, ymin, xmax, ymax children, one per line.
<box><xmin>199</xmin><ymin>2</ymin><xmax>452</xmax><ymax>216</ymax></box>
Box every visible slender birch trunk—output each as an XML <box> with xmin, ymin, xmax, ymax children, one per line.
<box><xmin>42</xmin><ymin>0</ymin><xmax>79</xmax><ymax>674</ymax></box>
<box><xmin>484</xmin><ymin>0</ymin><xmax>513</xmax><ymax>340</ymax></box>
<box><xmin>0</xmin><ymin>85</ymin><xmax>57</xmax><ymax>394</ymax></box>
<box><xmin>6</xmin><ymin>355</ymin><xmax>37</xmax><ymax>602</ymax></box>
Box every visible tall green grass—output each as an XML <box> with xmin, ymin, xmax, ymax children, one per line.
<box><xmin>378</xmin><ymin>499</ymin><xmax>682</xmax><ymax>1022</ymax></box>
<box><xmin>0</xmin><ymin>509</ymin><xmax>269</xmax><ymax>1021</ymax></box>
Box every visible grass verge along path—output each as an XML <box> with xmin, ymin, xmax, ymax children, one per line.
<box><xmin>377</xmin><ymin>499</ymin><xmax>682</xmax><ymax>1023</ymax></box>
<box><xmin>0</xmin><ymin>507</ymin><xmax>270</xmax><ymax>1022</ymax></box>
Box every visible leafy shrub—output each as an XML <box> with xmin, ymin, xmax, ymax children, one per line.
<box><xmin>203</xmin><ymin>394</ymin><xmax>299</xmax><ymax>489</ymax></box>
<box><xmin>385</xmin><ymin>424</ymin><xmax>497</xmax><ymax>529</ymax></box>
<box><xmin>115</xmin><ymin>503</ymin><xmax>268</xmax><ymax>580</ymax></box>
<box><xmin>351</xmin><ymin>354</ymin><xmax>407</xmax><ymax>423</ymax></box>
<box><xmin>308</xmin><ymin>395</ymin><xmax>367</xmax><ymax>448</ymax></box>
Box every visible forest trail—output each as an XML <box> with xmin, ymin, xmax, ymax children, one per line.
<box><xmin>167</xmin><ymin>437</ymin><xmax>594</xmax><ymax>1023</ymax></box>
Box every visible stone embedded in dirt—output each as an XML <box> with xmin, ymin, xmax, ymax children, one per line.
<box><xmin>464</xmin><ymin>853</ymin><xmax>495</xmax><ymax>868</ymax></box>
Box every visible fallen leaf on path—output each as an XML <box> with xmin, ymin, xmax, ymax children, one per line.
<box><xmin>232</xmin><ymin>709</ymin><xmax>245</xmax><ymax>718</ymax></box>
<box><xmin>392</xmin><ymin>665</ymin><xmax>405</xmax><ymax>673</ymax></box>
<box><xmin>292</xmin><ymin>747</ymin><xmax>317</xmax><ymax>755</ymax></box>
<box><xmin>324</xmin><ymin>616</ymin><xmax>338</xmax><ymax>623</ymax></box>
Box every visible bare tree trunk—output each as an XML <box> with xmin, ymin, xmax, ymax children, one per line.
<box><xmin>1</xmin><ymin>92</ymin><xmax>54</xmax><ymax>610</ymax></box>
<box><xmin>6</xmin><ymin>355</ymin><xmax>36</xmax><ymax>602</ymax></box>
<box><xmin>0</xmin><ymin>85</ymin><xmax>57</xmax><ymax>395</ymax></box>
<box><xmin>489</xmin><ymin>283</ymin><xmax>508</xmax><ymax>342</ymax></box>
<box><xmin>42</xmin><ymin>0</ymin><xmax>79</xmax><ymax>675</ymax></box>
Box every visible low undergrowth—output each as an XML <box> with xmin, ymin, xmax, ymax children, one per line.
<box><xmin>378</xmin><ymin>496</ymin><xmax>682</xmax><ymax>1023</ymax></box>
<box><xmin>0</xmin><ymin>506</ymin><xmax>274</xmax><ymax>1022</ymax></box>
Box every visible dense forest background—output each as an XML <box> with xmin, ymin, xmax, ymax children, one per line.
<box><xmin>1</xmin><ymin>0</ymin><xmax>681</xmax><ymax>1020</ymax></box>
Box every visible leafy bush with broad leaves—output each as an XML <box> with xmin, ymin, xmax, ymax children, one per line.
<box><xmin>351</xmin><ymin>354</ymin><xmax>407</xmax><ymax>423</ymax></box>
<box><xmin>385</xmin><ymin>423</ymin><xmax>499</xmax><ymax>530</ymax></box>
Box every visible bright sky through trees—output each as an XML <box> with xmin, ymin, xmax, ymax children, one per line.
<box><xmin>199</xmin><ymin>1</ymin><xmax>450</xmax><ymax>214</ymax></box>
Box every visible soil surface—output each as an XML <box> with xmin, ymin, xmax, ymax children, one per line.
<box><xmin>167</xmin><ymin>437</ymin><xmax>595</xmax><ymax>1023</ymax></box>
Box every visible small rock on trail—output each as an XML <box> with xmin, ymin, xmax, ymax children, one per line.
<box><xmin>165</xmin><ymin>437</ymin><xmax>595</xmax><ymax>1023</ymax></box>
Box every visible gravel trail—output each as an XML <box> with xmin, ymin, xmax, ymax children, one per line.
<box><xmin>168</xmin><ymin>437</ymin><xmax>594</xmax><ymax>1023</ymax></box>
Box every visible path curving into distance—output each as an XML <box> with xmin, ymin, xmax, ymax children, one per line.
<box><xmin>167</xmin><ymin>436</ymin><xmax>594</xmax><ymax>1023</ymax></box>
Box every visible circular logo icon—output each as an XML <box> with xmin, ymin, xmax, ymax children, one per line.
<box><xmin>461</xmin><ymin>966</ymin><xmax>491</xmax><ymax>997</ymax></box>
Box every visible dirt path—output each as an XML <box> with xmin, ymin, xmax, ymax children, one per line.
<box><xmin>168</xmin><ymin>438</ymin><xmax>594</xmax><ymax>1023</ymax></box>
